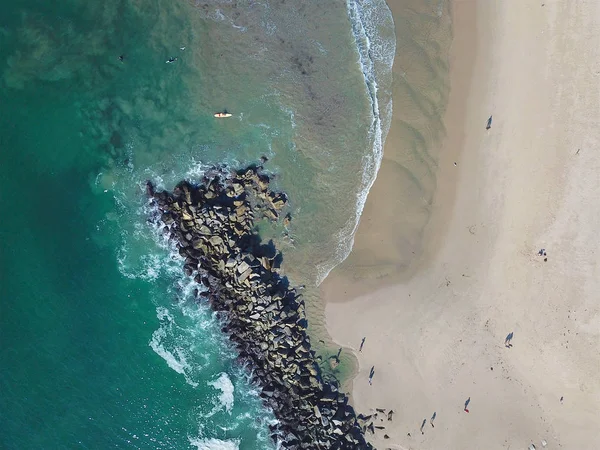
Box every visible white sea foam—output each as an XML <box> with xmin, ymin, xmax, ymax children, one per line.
<box><xmin>316</xmin><ymin>0</ymin><xmax>396</xmax><ymax>284</ymax></box>
<box><xmin>149</xmin><ymin>299</ymin><xmax>233</xmax><ymax>388</ymax></box>
<box><xmin>150</xmin><ymin>324</ymin><xmax>188</xmax><ymax>376</ymax></box>
<box><xmin>118</xmin><ymin>248</ymin><xmax>165</xmax><ymax>281</ymax></box>
<box><xmin>280</xmin><ymin>106</ymin><xmax>296</xmax><ymax>130</ymax></box>
<box><xmin>188</xmin><ymin>437</ymin><xmax>240</xmax><ymax>450</ymax></box>
<box><xmin>149</xmin><ymin>306</ymin><xmax>200</xmax><ymax>387</ymax></box>
<box><xmin>209</xmin><ymin>8</ymin><xmax>247</xmax><ymax>33</ymax></box>
<box><xmin>142</xmin><ymin>168</ymin><xmax>167</xmax><ymax>192</ymax></box>
<box><xmin>185</xmin><ymin>157</ymin><xmax>216</xmax><ymax>182</ymax></box>
<box><xmin>208</xmin><ymin>372</ymin><xmax>235</xmax><ymax>414</ymax></box>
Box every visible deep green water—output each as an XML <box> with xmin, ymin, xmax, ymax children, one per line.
<box><xmin>0</xmin><ymin>1</ymin><xmax>395</xmax><ymax>448</ymax></box>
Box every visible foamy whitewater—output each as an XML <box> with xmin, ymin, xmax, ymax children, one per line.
<box><xmin>208</xmin><ymin>373</ymin><xmax>235</xmax><ymax>415</ymax></box>
<box><xmin>189</xmin><ymin>437</ymin><xmax>240</xmax><ymax>450</ymax></box>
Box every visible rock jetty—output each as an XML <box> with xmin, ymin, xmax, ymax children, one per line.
<box><xmin>146</xmin><ymin>165</ymin><xmax>373</xmax><ymax>449</ymax></box>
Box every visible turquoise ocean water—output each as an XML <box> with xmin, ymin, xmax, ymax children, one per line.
<box><xmin>0</xmin><ymin>1</ymin><xmax>395</xmax><ymax>448</ymax></box>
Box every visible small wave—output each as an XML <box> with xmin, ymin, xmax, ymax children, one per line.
<box><xmin>207</xmin><ymin>7</ymin><xmax>247</xmax><ymax>33</ymax></box>
<box><xmin>279</xmin><ymin>105</ymin><xmax>297</xmax><ymax>130</ymax></box>
<box><xmin>149</xmin><ymin>306</ymin><xmax>200</xmax><ymax>387</ymax></box>
<box><xmin>188</xmin><ymin>437</ymin><xmax>240</xmax><ymax>450</ymax></box>
<box><xmin>316</xmin><ymin>0</ymin><xmax>396</xmax><ymax>284</ymax></box>
<box><xmin>149</xmin><ymin>326</ymin><xmax>191</xmax><ymax>379</ymax></box>
<box><xmin>261</xmin><ymin>19</ymin><xmax>276</xmax><ymax>36</ymax></box>
<box><xmin>208</xmin><ymin>373</ymin><xmax>235</xmax><ymax>414</ymax></box>
<box><xmin>118</xmin><ymin>251</ymin><xmax>164</xmax><ymax>281</ymax></box>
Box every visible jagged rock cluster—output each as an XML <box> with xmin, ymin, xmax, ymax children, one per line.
<box><xmin>358</xmin><ymin>408</ymin><xmax>394</xmax><ymax>442</ymax></box>
<box><xmin>146</xmin><ymin>165</ymin><xmax>373</xmax><ymax>450</ymax></box>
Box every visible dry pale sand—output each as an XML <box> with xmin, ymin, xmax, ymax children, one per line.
<box><xmin>325</xmin><ymin>0</ymin><xmax>600</xmax><ymax>449</ymax></box>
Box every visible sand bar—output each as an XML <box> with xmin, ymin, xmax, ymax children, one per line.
<box><xmin>325</xmin><ymin>0</ymin><xmax>600</xmax><ymax>448</ymax></box>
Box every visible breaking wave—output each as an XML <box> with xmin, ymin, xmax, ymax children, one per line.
<box><xmin>188</xmin><ymin>438</ymin><xmax>240</xmax><ymax>450</ymax></box>
<box><xmin>208</xmin><ymin>373</ymin><xmax>235</xmax><ymax>414</ymax></box>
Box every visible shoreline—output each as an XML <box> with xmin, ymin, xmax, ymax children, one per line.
<box><xmin>325</xmin><ymin>0</ymin><xmax>600</xmax><ymax>448</ymax></box>
<box><xmin>322</xmin><ymin>0</ymin><xmax>474</xmax><ymax>445</ymax></box>
<box><xmin>322</xmin><ymin>0</ymin><xmax>454</xmax><ymax>303</ymax></box>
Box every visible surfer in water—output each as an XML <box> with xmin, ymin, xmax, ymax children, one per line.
<box><xmin>166</xmin><ymin>57</ymin><xmax>178</xmax><ymax>64</ymax></box>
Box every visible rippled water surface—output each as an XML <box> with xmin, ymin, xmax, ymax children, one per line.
<box><xmin>0</xmin><ymin>1</ymin><xmax>395</xmax><ymax>448</ymax></box>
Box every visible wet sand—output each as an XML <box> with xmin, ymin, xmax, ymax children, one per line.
<box><xmin>324</xmin><ymin>0</ymin><xmax>600</xmax><ymax>448</ymax></box>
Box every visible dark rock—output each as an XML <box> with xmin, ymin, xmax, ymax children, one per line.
<box><xmin>146</xmin><ymin>164</ymin><xmax>372</xmax><ymax>449</ymax></box>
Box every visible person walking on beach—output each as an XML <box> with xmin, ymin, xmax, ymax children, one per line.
<box><xmin>486</xmin><ymin>115</ymin><xmax>493</xmax><ymax>129</ymax></box>
<box><xmin>420</xmin><ymin>419</ymin><xmax>426</xmax><ymax>434</ymax></box>
<box><xmin>430</xmin><ymin>411</ymin><xmax>437</xmax><ymax>427</ymax></box>
<box><xmin>505</xmin><ymin>332</ymin><xmax>514</xmax><ymax>347</ymax></box>
<box><xmin>464</xmin><ymin>397</ymin><xmax>471</xmax><ymax>413</ymax></box>
<box><xmin>368</xmin><ymin>366</ymin><xmax>375</xmax><ymax>385</ymax></box>
<box><xmin>359</xmin><ymin>337</ymin><xmax>366</xmax><ymax>352</ymax></box>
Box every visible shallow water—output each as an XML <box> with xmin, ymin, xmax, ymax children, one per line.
<box><xmin>0</xmin><ymin>0</ymin><xmax>395</xmax><ymax>448</ymax></box>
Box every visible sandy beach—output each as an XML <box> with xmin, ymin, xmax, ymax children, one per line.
<box><xmin>324</xmin><ymin>0</ymin><xmax>600</xmax><ymax>448</ymax></box>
